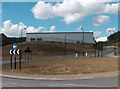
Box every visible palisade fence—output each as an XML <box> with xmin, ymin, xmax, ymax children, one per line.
<box><xmin>29</xmin><ymin>37</ymin><xmax>95</xmax><ymax>57</ymax></box>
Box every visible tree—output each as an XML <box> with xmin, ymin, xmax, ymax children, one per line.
<box><xmin>107</xmin><ymin>31</ymin><xmax>120</xmax><ymax>42</ymax></box>
<box><xmin>1</xmin><ymin>33</ymin><xmax>26</xmax><ymax>46</ymax></box>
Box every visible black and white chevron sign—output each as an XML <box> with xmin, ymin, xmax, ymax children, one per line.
<box><xmin>9</xmin><ymin>49</ymin><xmax>21</xmax><ymax>55</ymax></box>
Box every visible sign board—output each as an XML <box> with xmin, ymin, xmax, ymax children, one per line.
<box><xmin>9</xmin><ymin>49</ymin><xmax>13</xmax><ymax>55</ymax></box>
<box><xmin>25</xmin><ymin>47</ymin><xmax>32</xmax><ymax>53</ymax></box>
<box><xmin>12</xmin><ymin>43</ymin><xmax>17</xmax><ymax>50</ymax></box>
<box><xmin>9</xmin><ymin>49</ymin><xmax>21</xmax><ymax>55</ymax></box>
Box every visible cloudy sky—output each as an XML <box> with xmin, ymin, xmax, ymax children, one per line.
<box><xmin>1</xmin><ymin>0</ymin><xmax>119</xmax><ymax>41</ymax></box>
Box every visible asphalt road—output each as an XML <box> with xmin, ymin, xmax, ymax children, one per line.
<box><xmin>2</xmin><ymin>76</ymin><xmax>118</xmax><ymax>87</ymax></box>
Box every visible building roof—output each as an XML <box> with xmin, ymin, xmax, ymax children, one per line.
<box><xmin>26</xmin><ymin>32</ymin><xmax>93</xmax><ymax>34</ymax></box>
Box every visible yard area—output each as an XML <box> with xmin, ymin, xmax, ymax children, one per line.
<box><xmin>2</xmin><ymin>57</ymin><xmax>118</xmax><ymax>75</ymax></box>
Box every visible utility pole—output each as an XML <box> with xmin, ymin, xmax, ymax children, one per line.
<box><xmin>65</xmin><ymin>33</ymin><xmax>67</xmax><ymax>56</ymax></box>
<box><xmin>81</xmin><ymin>27</ymin><xmax>85</xmax><ymax>57</ymax></box>
<box><xmin>20</xmin><ymin>28</ymin><xmax>26</xmax><ymax>59</ymax></box>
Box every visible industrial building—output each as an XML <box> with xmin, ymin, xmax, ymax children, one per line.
<box><xmin>26</xmin><ymin>32</ymin><xmax>95</xmax><ymax>44</ymax></box>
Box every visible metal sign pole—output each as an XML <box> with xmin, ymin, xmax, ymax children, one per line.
<box><xmin>98</xmin><ymin>51</ymin><xmax>99</xmax><ymax>58</ymax></box>
<box><xmin>25</xmin><ymin>47</ymin><xmax>32</xmax><ymax>61</ymax></box>
<box><xmin>19</xmin><ymin>52</ymin><xmax>21</xmax><ymax>70</ymax></box>
<box><xmin>95</xmin><ymin>50</ymin><xmax>96</xmax><ymax>57</ymax></box>
<box><xmin>10</xmin><ymin>54</ymin><xmax>12</xmax><ymax>69</ymax></box>
<box><xmin>31</xmin><ymin>52</ymin><xmax>32</xmax><ymax>60</ymax></box>
<box><xmin>101</xmin><ymin>51</ymin><xmax>102</xmax><ymax>57</ymax></box>
<box><xmin>14</xmin><ymin>54</ymin><xmax>16</xmax><ymax>69</ymax></box>
<box><xmin>28</xmin><ymin>52</ymin><xmax>29</xmax><ymax>61</ymax></box>
<box><xmin>25</xmin><ymin>52</ymin><xmax>26</xmax><ymax>60</ymax></box>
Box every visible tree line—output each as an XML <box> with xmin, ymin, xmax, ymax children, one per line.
<box><xmin>1</xmin><ymin>33</ymin><xmax>26</xmax><ymax>46</ymax></box>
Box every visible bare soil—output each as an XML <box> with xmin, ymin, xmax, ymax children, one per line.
<box><xmin>2</xmin><ymin>41</ymin><xmax>94</xmax><ymax>58</ymax></box>
<box><xmin>2</xmin><ymin>57</ymin><xmax>118</xmax><ymax>75</ymax></box>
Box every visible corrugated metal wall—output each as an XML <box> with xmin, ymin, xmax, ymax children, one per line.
<box><xmin>26</xmin><ymin>32</ymin><xmax>95</xmax><ymax>44</ymax></box>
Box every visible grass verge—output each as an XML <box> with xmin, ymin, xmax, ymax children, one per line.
<box><xmin>2</xmin><ymin>57</ymin><xmax>118</xmax><ymax>75</ymax></box>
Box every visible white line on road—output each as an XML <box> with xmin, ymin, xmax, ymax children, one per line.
<box><xmin>64</xmin><ymin>83</ymin><xmax>97</xmax><ymax>87</ymax></box>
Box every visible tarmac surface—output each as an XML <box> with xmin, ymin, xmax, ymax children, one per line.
<box><xmin>1</xmin><ymin>75</ymin><xmax>118</xmax><ymax>87</ymax></box>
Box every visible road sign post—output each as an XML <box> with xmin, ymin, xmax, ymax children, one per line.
<box><xmin>14</xmin><ymin>54</ymin><xmax>16</xmax><ymax>69</ymax></box>
<box><xmin>9</xmin><ymin>50</ymin><xmax>13</xmax><ymax>69</ymax></box>
<box><xmin>13</xmin><ymin>43</ymin><xmax>17</xmax><ymax>50</ymax></box>
<box><xmin>10</xmin><ymin>54</ymin><xmax>12</xmax><ymax>69</ymax></box>
<box><xmin>13</xmin><ymin>43</ymin><xmax>17</xmax><ymax>69</ymax></box>
<box><xmin>9</xmin><ymin>43</ymin><xmax>22</xmax><ymax>69</ymax></box>
<box><xmin>25</xmin><ymin>52</ymin><xmax>26</xmax><ymax>60</ymax></box>
<box><xmin>19</xmin><ymin>50</ymin><xmax>22</xmax><ymax>70</ymax></box>
<box><xmin>31</xmin><ymin>52</ymin><xmax>32</xmax><ymax>60</ymax></box>
<box><xmin>19</xmin><ymin>54</ymin><xmax>21</xmax><ymax>70</ymax></box>
<box><xmin>25</xmin><ymin>47</ymin><xmax>32</xmax><ymax>61</ymax></box>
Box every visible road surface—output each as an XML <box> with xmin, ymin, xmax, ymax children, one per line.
<box><xmin>2</xmin><ymin>76</ymin><xmax>118</xmax><ymax>87</ymax></box>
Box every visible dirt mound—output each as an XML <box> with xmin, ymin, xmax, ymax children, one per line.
<box><xmin>2</xmin><ymin>41</ymin><xmax>94</xmax><ymax>57</ymax></box>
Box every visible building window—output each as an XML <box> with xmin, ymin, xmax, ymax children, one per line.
<box><xmin>30</xmin><ymin>38</ymin><xmax>36</xmax><ymax>41</ymax></box>
<box><xmin>37</xmin><ymin>38</ymin><xmax>42</xmax><ymax>41</ymax></box>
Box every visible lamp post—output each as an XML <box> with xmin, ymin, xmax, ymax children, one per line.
<box><xmin>81</xmin><ymin>27</ymin><xmax>85</xmax><ymax>57</ymax></box>
<box><xmin>113</xmin><ymin>31</ymin><xmax>116</xmax><ymax>56</ymax></box>
<box><xmin>95</xmin><ymin>37</ymin><xmax>99</xmax><ymax>57</ymax></box>
<box><xmin>64</xmin><ymin>33</ymin><xmax>67</xmax><ymax>56</ymax></box>
<box><xmin>95</xmin><ymin>37</ymin><xmax>100</xmax><ymax>58</ymax></box>
<box><xmin>93</xmin><ymin>42</ymin><xmax>97</xmax><ymax>57</ymax></box>
<box><xmin>20</xmin><ymin>28</ymin><xmax>26</xmax><ymax>58</ymax></box>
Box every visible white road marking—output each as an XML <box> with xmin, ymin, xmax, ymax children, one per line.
<box><xmin>66</xmin><ymin>84</ymin><xmax>78</xmax><ymax>86</ymax></box>
<box><xmin>64</xmin><ymin>83</ymin><xmax>99</xmax><ymax>87</ymax></box>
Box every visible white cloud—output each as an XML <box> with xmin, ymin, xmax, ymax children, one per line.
<box><xmin>93</xmin><ymin>31</ymin><xmax>102</xmax><ymax>37</ymax></box>
<box><xmin>2</xmin><ymin>20</ymin><xmax>40</xmax><ymax>37</ymax></box>
<box><xmin>32</xmin><ymin>1</ymin><xmax>105</xmax><ymax>24</ymax></box>
<box><xmin>31</xmin><ymin>1</ymin><xmax>53</xmax><ymax>19</ymax></box>
<box><xmin>2</xmin><ymin>20</ymin><xmax>58</xmax><ymax>37</ymax></box>
<box><xmin>76</xmin><ymin>26</ymin><xmax>83</xmax><ymax>32</ymax></box>
<box><xmin>93</xmin><ymin>15</ymin><xmax>110</xmax><ymax>26</ymax></box>
<box><xmin>3</xmin><ymin>20</ymin><xmax>12</xmax><ymax>30</ymax></box>
<box><xmin>106</xmin><ymin>27</ymin><xmax>116</xmax><ymax>33</ymax></box>
<box><xmin>26</xmin><ymin>26</ymin><xmax>39</xmax><ymax>33</ymax></box>
<box><xmin>32</xmin><ymin>0</ymin><xmax>118</xmax><ymax>24</ymax></box>
<box><xmin>49</xmin><ymin>25</ymin><xmax>56</xmax><ymax>32</ymax></box>
<box><xmin>95</xmin><ymin>37</ymin><xmax>108</xmax><ymax>42</ymax></box>
<box><xmin>63</xmin><ymin>14</ymin><xmax>85</xmax><ymax>24</ymax></box>
<box><xmin>2</xmin><ymin>20</ymin><xmax>21</xmax><ymax>37</ymax></box>
<box><xmin>38</xmin><ymin>27</ymin><xmax>46</xmax><ymax>32</ymax></box>
<box><xmin>19</xmin><ymin>22</ymin><xmax>27</xmax><ymax>30</ymax></box>
<box><xmin>103</xmin><ymin>3</ymin><xmax>118</xmax><ymax>14</ymax></box>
